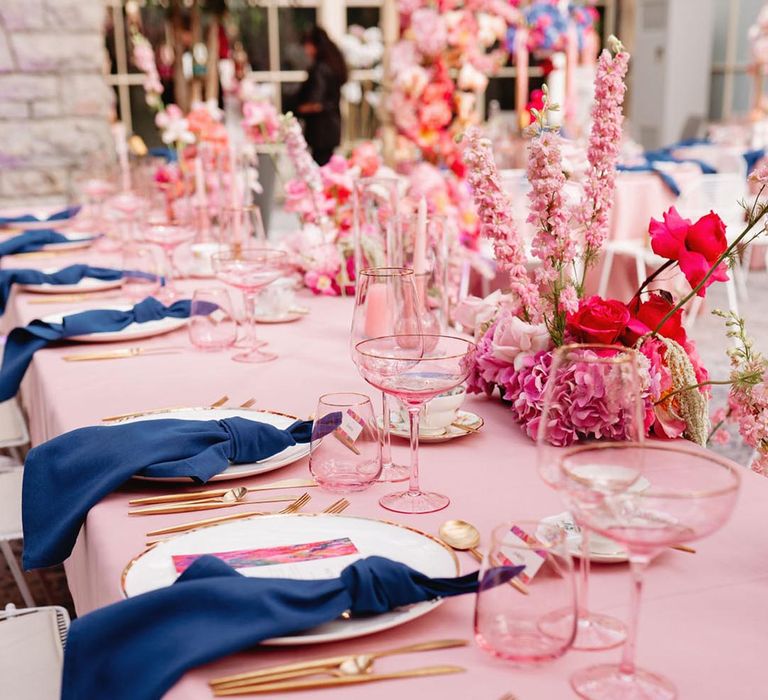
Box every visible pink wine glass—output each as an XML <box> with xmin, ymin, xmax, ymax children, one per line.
<box><xmin>142</xmin><ymin>221</ymin><xmax>195</xmax><ymax>302</ymax></box>
<box><xmin>559</xmin><ymin>442</ymin><xmax>740</xmax><ymax>700</ymax></box>
<box><xmin>354</xmin><ymin>334</ymin><xmax>475</xmax><ymax>514</ymax></box>
<box><xmin>212</xmin><ymin>248</ymin><xmax>287</xmax><ymax>363</ymax></box>
<box><xmin>537</xmin><ymin>344</ymin><xmax>645</xmax><ymax>651</ymax></box>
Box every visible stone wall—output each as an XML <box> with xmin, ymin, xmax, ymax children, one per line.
<box><xmin>0</xmin><ymin>0</ymin><xmax>113</xmax><ymax>207</ymax></box>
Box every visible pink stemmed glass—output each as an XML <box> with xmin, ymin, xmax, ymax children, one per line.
<box><xmin>354</xmin><ymin>334</ymin><xmax>476</xmax><ymax>513</ymax></box>
<box><xmin>537</xmin><ymin>344</ymin><xmax>646</xmax><ymax>651</ymax></box>
<box><xmin>142</xmin><ymin>221</ymin><xmax>195</xmax><ymax>302</ymax></box>
<box><xmin>212</xmin><ymin>248</ymin><xmax>287</xmax><ymax>363</ymax></box>
<box><xmin>350</xmin><ymin>268</ymin><xmax>422</xmax><ymax>483</ymax></box>
<box><xmin>559</xmin><ymin>442</ymin><xmax>740</xmax><ymax>700</ymax></box>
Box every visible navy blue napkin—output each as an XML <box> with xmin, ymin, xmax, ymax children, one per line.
<box><xmin>0</xmin><ymin>229</ymin><xmax>75</xmax><ymax>257</ymax></box>
<box><xmin>22</xmin><ymin>414</ymin><xmax>318</xmax><ymax>569</ymax></box>
<box><xmin>743</xmin><ymin>148</ymin><xmax>765</xmax><ymax>175</ymax></box>
<box><xmin>61</xmin><ymin>555</ymin><xmax>522</xmax><ymax>700</ymax></box>
<box><xmin>0</xmin><ymin>265</ymin><xmax>147</xmax><ymax>315</ymax></box>
<box><xmin>644</xmin><ymin>148</ymin><xmax>718</xmax><ymax>175</ymax></box>
<box><xmin>0</xmin><ymin>205</ymin><xmax>80</xmax><ymax>226</ymax></box>
<box><xmin>0</xmin><ymin>297</ymin><xmax>195</xmax><ymax>403</ymax></box>
<box><xmin>617</xmin><ymin>163</ymin><xmax>682</xmax><ymax>196</ymax></box>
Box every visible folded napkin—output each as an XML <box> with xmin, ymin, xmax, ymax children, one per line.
<box><xmin>0</xmin><ymin>264</ymin><xmax>155</xmax><ymax>314</ymax></box>
<box><xmin>22</xmin><ymin>414</ymin><xmax>317</xmax><ymax>569</ymax></box>
<box><xmin>644</xmin><ymin>148</ymin><xmax>718</xmax><ymax>175</ymax></box>
<box><xmin>62</xmin><ymin>555</ymin><xmax>522</xmax><ymax>700</ymax></box>
<box><xmin>0</xmin><ymin>205</ymin><xmax>80</xmax><ymax>226</ymax></box>
<box><xmin>617</xmin><ymin>163</ymin><xmax>682</xmax><ymax>196</ymax></box>
<box><xmin>0</xmin><ymin>297</ymin><xmax>196</xmax><ymax>403</ymax></box>
<box><xmin>0</xmin><ymin>229</ymin><xmax>74</xmax><ymax>257</ymax></box>
<box><xmin>744</xmin><ymin>148</ymin><xmax>765</xmax><ymax>175</ymax></box>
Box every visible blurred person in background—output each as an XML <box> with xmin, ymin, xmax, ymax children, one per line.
<box><xmin>294</xmin><ymin>26</ymin><xmax>348</xmax><ymax>165</ymax></box>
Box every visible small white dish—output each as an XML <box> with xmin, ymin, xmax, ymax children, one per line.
<box><xmin>385</xmin><ymin>409</ymin><xmax>483</xmax><ymax>443</ymax></box>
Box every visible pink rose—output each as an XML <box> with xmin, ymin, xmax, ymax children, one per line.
<box><xmin>454</xmin><ymin>291</ymin><xmax>512</xmax><ymax>334</ymax></box>
<box><xmin>649</xmin><ymin>207</ymin><xmax>729</xmax><ymax>296</ymax></box>
<box><xmin>491</xmin><ymin>312</ymin><xmax>551</xmax><ymax>369</ymax></box>
<box><xmin>419</xmin><ymin>100</ymin><xmax>453</xmax><ymax>130</ymax></box>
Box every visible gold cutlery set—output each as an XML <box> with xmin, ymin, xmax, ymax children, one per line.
<box><xmin>63</xmin><ymin>347</ymin><xmax>184</xmax><ymax>362</ymax></box>
<box><xmin>208</xmin><ymin>639</ymin><xmax>467</xmax><ymax>695</ymax></box>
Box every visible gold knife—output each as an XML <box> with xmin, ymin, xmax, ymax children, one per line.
<box><xmin>128</xmin><ymin>494</ymin><xmax>297</xmax><ymax>516</ymax></box>
<box><xmin>212</xmin><ymin>665</ymin><xmax>465</xmax><ymax>695</ymax></box>
<box><xmin>128</xmin><ymin>478</ymin><xmax>318</xmax><ymax>506</ymax></box>
<box><xmin>63</xmin><ymin>347</ymin><xmax>184</xmax><ymax>362</ymax></box>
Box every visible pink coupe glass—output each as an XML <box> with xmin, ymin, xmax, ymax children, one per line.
<box><xmin>142</xmin><ymin>221</ymin><xmax>196</xmax><ymax>301</ymax></box>
<box><xmin>212</xmin><ymin>248</ymin><xmax>287</xmax><ymax>363</ymax></box>
<box><xmin>559</xmin><ymin>442</ymin><xmax>740</xmax><ymax>700</ymax></box>
<box><xmin>353</xmin><ymin>334</ymin><xmax>475</xmax><ymax>513</ymax></box>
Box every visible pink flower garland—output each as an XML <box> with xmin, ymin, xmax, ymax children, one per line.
<box><xmin>463</xmin><ymin>127</ymin><xmax>539</xmax><ymax>319</ymax></box>
<box><xmin>576</xmin><ymin>43</ymin><xmax>630</xmax><ymax>254</ymax></box>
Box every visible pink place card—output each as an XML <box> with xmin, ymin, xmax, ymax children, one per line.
<box><xmin>172</xmin><ymin>537</ymin><xmax>360</xmax><ymax>575</ymax></box>
<box><xmin>498</xmin><ymin>525</ymin><xmax>548</xmax><ymax>585</ymax></box>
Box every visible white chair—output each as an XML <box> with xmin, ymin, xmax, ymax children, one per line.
<box><xmin>0</xmin><ymin>398</ymin><xmax>30</xmax><ymax>463</ymax></box>
<box><xmin>0</xmin><ymin>603</ymin><xmax>70</xmax><ymax>700</ymax></box>
<box><xmin>676</xmin><ymin>172</ymin><xmax>749</xmax><ymax>301</ymax></box>
<box><xmin>0</xmin><ymin>466</ymin><xmax>34</xmax><ymax>607</ymax></box>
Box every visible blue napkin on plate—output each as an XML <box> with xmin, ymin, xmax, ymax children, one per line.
<box><xmin>0</xmin><ymin>265</ymin><xmax>153</xmax><ymax>315</ymax></box>
<box><xmin>22</xmin><ymin>414</ymin><xmax>319</xmax><ymax>569</ymax></box>
<box><xmin>0</xmin><ymin>229</ymin><xmax>75</xmax><ymax>257</ymax></box>
<box><xmin>0</xmin><ymin>205</ymin><xmax>80</xmax><ymax>226</ymax></box>
<box><xmin>61</xmin><ymin>555</ymin><xmax>522</xmax><ymax>700</ymax></box>
<box><xmin>0</xmin><ymin>297</ymin><xmax>197</xmax><ymax>403</ymax></box>
<box><xmin>644</xmin><ymin>148</ymin><xmax>718</xmax><ymax>175</ymax></box>
<box><xmin>617</xmin><ymin>163</ymin><xmax>683</xmax><ymax>196</ymax></box>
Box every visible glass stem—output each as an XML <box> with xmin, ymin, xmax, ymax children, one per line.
<box><xmin>380</xmin><ymin>392</ymin><xmax>393</xmax><ymax>467</ymax></box>
<box><xmin>578</xmin><ymin>528</ymin><xmax>592</xmax><ymax>619</ymax></box>
<box><xmin>619</xmin><ymin>555</ymin><xmax>649</xmax><ymax>677</ymax></box>
<box><xmin>163</xmin><ymin>245</ymin><xmax>175</xmax><ymax>289</ymax></box>
<box><xmin>406</xmin><ymin>404</ymin><xmax>422</xmax><ymax>495</ymax></box>
<box><xmin>242</xmin><ymin>290</ymin><xmax>259</xmax><ymax>350</ymax></box>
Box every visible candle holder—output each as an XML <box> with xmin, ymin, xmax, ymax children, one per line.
<box><xmin>352</xmin><ymin>177</ymin><xmax>402</xmax><ymax>278</ymax></box>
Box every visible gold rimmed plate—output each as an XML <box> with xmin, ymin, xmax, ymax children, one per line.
<box><xmin>113</xmin><ymin>407</ymin><xmax>310</xmax><ymax>482</ymax></box>
<box><xmin>121</xmin><ymin>513</ymin><xmax>459</xmax><ymax>645</ymax></box>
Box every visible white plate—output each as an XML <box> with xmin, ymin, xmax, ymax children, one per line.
<box><xmin>123</xmin><ymin>407</ymin><xmax>311</xmax><ymax>482</ymax></box>
<box><xmin>40</xmin><ymin>233</ymin><xmax>96</xmax><ymax>251</ymax></box>
<box><xmin>21</xmin><ymin>269</ymin><xmax>122</xmax><ymax>294</ymax></box>
<box><xmin>122</xmin><ymin>513</ymin><xmax>458</xmax><ymax>644</ymax></box>
<box><xmin>254</xmin><ymin>311</ymin><xmax>305</xmax><ymax>324</ymax></box>
<box><xmin>540</xmin><ymin>513</ymin><xmax>629</xmax><ymax>564</ymax></box>
<box><xmin>387</xmin><ymin>410</ymin><xmax>484</xmax><ymax>443</ymax></box>
<box><xmin>41</xmin><ymin>305</ymin><xmax>187</xmax><ymax>343</ymax></box>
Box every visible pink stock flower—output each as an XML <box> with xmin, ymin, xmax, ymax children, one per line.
<box><xmin>575</xmin><ymin>47</ymin><xmax>629</xmax><ymax>252</ymax></box>
<box><xmin>463</xmin><ymin>127</ymin><xmax>539</xmax><ymax>319</ymax></box>
<box><xmin>242</xmin><ymin>100</ymin><xmax>280</xmax><ymax>144</ymax></box>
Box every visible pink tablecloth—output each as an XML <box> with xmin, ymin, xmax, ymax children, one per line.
<box><xmin>4</xmin><ymin>250</ymin><xmax>768</xmax><ymax>699</ymax></box>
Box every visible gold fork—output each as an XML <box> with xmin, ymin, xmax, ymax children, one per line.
<box><xmin>322</xmin><ymin>498</ymin><xmax>350</xmax><ymax>514</ymax></box>
<box><xmin>145</xmin><ymin>492</ymin><xmax>311</xmax><ymax>542</ymax></box>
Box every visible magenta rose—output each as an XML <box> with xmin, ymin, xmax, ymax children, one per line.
<box><xmin>566</xmin><ymin>296</ymin><xmax>630</xmax><ymax>345</ymax></box>
<box><xmin>649</xmin><ymin>207</ymin><xmax>729</xmax><ymax>296</ymax></box>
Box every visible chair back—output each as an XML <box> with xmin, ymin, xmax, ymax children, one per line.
<box><xmin>0</xmin><ymin>604</ymin><xmax>70</xmax><ymax>700</ymax></box>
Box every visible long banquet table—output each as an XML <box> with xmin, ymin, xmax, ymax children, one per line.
<box><xmin>4</xmin><ymin>247</ymin><xmax>768</xmax><ymax>699</ymax></box>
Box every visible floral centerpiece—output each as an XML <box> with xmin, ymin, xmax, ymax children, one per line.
<box><xmin>389</xmin><ymin>0</ymin><xmax>518</xmax><ymax>175</ymax></box>
<box><xmin>460</xmin><ymin>35</ymin><xmax>768</xmax><ymax>453</ymax></box>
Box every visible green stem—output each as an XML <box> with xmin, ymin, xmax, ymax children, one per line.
<box><xmin>652</xmin><ymin>191</ymin><xmax>768</xmax><ymax>333</ymax></box>
<box><xmin>654</xmin><ymin>379</ymin><xmax>733</xmax><ymax>405</ymax></box>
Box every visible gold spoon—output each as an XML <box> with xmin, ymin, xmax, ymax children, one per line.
<box><xmin>439</xmin><ymin>519</ymin><xmax>529</xmax><ymax>595</ymax></box>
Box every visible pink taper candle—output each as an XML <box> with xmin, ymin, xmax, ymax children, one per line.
<box><xmin>413</xmin><ymin>196</ymin><xmax>428</xmax><ymax>274</ymax></box>
<box><xmin>229</xmin><ymin>146</ymin><xmax>242</xmax><ymax>249</ymax></box>
<box><xmin>364</xmin><ymin>283</ymin><xmax>391</xmax><ymax>338</ymax></box>
<box><xmin>565</xmin><ymin>22</ymin><xmax>578</xmax><ymax>135</ymax></box>
<box><xmin>515</xmin><ymin>26</ymin><xmax>530</xmax><ymax>132</ymax></box>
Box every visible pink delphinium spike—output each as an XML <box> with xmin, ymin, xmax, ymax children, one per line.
<box><xmin>280</xmin><ymin>114</ymin><xmax>328</xmax><ymax>227</ymax></box>
<box><xmin>463</xmin><ymin>126</ymin><xmax>540</xmax><ymax>320</ymax></box>
<box><xmin>576</xmin><ymin>37</ymin><xmax>630</xmax><ymax>258</ymax></box>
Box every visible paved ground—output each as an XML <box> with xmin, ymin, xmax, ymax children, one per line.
<box><xmin>2</xmin><ymin>261</ymin><xmax>764</xmax><ymax>618</ymax></box>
